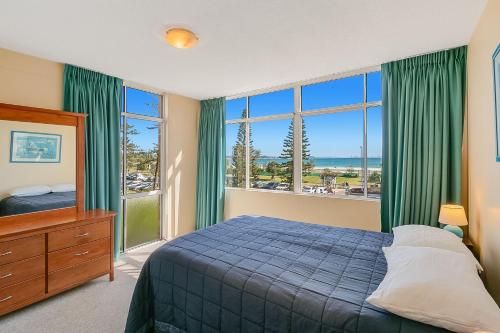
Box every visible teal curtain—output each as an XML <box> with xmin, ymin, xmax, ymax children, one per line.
<box><xmin>63</xmin><ymin>65</ymin><xmax>122</xmax><ymax>258</ymax></box>
<box><xmin>381</xmin><ymin>46</ymin><xmax>467</xmax><ymax>232</ymax></box>
<box><xmin>196</xmin><ymin>98</ymin><xmax>226</xmax><ymax>229</ymax></box>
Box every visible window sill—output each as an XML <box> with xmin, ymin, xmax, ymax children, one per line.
<box><xmin>225</xmin><ymin>187</ymin><xmax>380</xmax><ymax>202</ymax></box>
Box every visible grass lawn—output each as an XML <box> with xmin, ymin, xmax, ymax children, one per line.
<box><xmin>255</xmin><ymin>174</ymin><xmax>362</xmax><ymax>186</ymax></box>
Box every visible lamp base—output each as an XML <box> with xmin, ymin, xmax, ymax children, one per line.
<box><xmin>443</xmin><ymin>225</ymin><xmax>463</xmax><ymax>238</ymax></box>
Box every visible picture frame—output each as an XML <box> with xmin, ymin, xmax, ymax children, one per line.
<box><xmin>493</xmin><ymin>44</ymin><xmax>500</xmax><ymax>162</ymax></box>
<box><xmin>10</xmin><ymin>131</ymin><xmax>62</xmax><ymax>163</ymax></box>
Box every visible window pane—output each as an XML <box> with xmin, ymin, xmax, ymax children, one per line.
<box><xmin>120</xmin><ymin>116</ymin><xmax>124</xmax><ymax>196</ymax></box>
<box><xmin>226</xmin><ymin>123</ymin><xmax>246</xmax><ymax>187</ymax></box>
<box><xmin>250</xmin><ymin>119</ymin><xmax>293</xmax><ymax>191</ymax></box>
<box><xmin>367</xmin><ymin>71</ymin><xmax>382</xmax><ymax>102</ymax></box>
<box><xmin>302</xmin><ymin>111</ymin><xmax>364</xmax><ymax>196</ymax></box>
<box><xmin>301</xmin><ymin>75</ymin><xmax>363</xmax><ymax>111</ymax></box>
<box><xmin>249</xmin><ymin>89</ymin><xmax>294</xmax><ymax>118</ymax></box>
<box><xmin>226</xmin><ymin>97</ymin><xmax>247</xmax><ymax>120</ymax></box>
<box><xmin>125</xmin><ymin>87</ymin><xmax>161</xmax><ymax>117</ymax></box>
<box><xmin>125</xmin><ymin>118</ymin><xmax>161</xmax><ymax>194</ymax></box>
<box><xmin>120</xmin><ymin>201</ymin><xmax>124</xmax><ymax>252</ymax></box>
<box><xmin>125</xmin><ymin>195</ymin><xmax>160</xmax><ymax>249</ymax></box>
<box><xmin>367</xmin><ymin>106</ymin><xmax>382</xmax><ymax>198</ymax></box>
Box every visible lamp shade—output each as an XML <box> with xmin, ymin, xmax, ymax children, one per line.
<box><xmin>439</xmin><ymin>204</ymin><xmax>468</xmax><ymax>226</ymax></box>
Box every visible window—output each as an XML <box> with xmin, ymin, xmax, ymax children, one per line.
<box><xmin>225</xmin><ymin>68</ymin><xmax>382</xmax><ymax>199</ymax></box>
<box><xmin>302</xmin><ymin>111</ymin><xmax>364</xmax><ymax>196</ymax></box>
<box><xmin>226</xmin><ymin>90</ymin><xmax>294</xmax><ymax>192</ymax></box>
<box><xmin>121</xmin><ymin>87</ymin><xmax>163</xmax><ymax>250</ymax></box>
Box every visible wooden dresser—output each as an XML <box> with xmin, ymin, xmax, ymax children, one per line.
<box><xmin>0</xmin><ymin>208</ymin><xmax>115</xmax><ymax>316</ymax></box>
<box><xmin>0</xmin><ymin>103</ymin><xmax>117</xmax><ymax>316</ymax></box>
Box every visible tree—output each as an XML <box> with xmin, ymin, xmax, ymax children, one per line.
<box><xmin>230</xmin><ymin>109</ymin><xmax>261</xmax><ymax>187</ymax></box>
<box><xmin>265</xmin><ymin>161</ymin><xmax>280</xmax><ymax>180</ymax></box>
<box><xmin>320</xmin><ymin>168</ymin><xmax>337</xmax><ymax>186</ymax></box>
<box><xmin>368</xmin><ymin>171</ymin><xmax>381</xmax><ymax>184</ymax></box>
<box><xmin>278</xmin><ymin>120</ymin><xmax>313</xmax><ymax>186</ymax></box>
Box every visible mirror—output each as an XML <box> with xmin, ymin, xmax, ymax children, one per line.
<box><xmin>0</xmin><ymin>119</ymin><xmax>76</xmax><ymax>217</ymax></box>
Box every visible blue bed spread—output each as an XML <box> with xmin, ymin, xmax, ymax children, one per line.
<box><xmin>125</xmin><ymin>215</ymin><xmax>450</xmax><ymax>333</ymax></box>
<box><xmin>0</xmin><ymin>191</ymin><xmax>76</xmax><ymax>216</ymax></box>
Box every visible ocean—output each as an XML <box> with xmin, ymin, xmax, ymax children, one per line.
<box><xmin>254</xmin><ymin>157</ymin><xmax>382</xmax><ymax>169</ymax></box>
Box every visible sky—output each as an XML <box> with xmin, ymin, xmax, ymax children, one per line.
<box><xmin>226</xmin><ymin>72</ymin><xmax>382</xmax><ymax>158</ymax></box>
<box><xmin>122</xmin><ymin>87</ymin><xmax>161</xmax><ymax>151</ymax></box>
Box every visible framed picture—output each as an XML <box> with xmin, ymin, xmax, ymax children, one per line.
<box><xmin>494</xmin><ymin>44</ymin><xmax>500</xmax><ymax>162</ymax></box>
<box><xmin>10</xmin><ymin>131</ymin><xmax>62</xmax><ymax>163</ymax></box>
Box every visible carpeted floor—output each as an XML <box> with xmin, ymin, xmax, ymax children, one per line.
<box><xmin>0</xmin><ymin>241</ymin><xmax>165</xmax><ymax>333</ymax></box>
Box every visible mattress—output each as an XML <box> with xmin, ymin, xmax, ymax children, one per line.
<box><xmin>0</xmin><ymin>191</ymin><xmax>76</xmax><ymax>216</ymax></box>
<box><xmin>125</xmin><ymin>215</ymin><xmax>450</xmax><ymax>333</ymax></box>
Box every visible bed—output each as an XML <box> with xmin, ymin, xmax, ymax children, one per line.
<box><xmin>125</xmin><ymin>215</ymin><xmax>450</xmax><ymax>333</ymax></box>
<box><xmin>0</xmin><ymin>191</ymin><xmax>76</xmax><ymax>216</ymax></box>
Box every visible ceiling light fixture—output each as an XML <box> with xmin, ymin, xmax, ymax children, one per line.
<box><xmin>164</xmin><ymin>28</ymin><xmax>198</xmax><ymax>49</ymax></box>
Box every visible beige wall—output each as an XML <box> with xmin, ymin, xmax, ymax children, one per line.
<box><xmin>165</xmin><ymin>94</ymin><xmax>200</xmax><ymax>239</ymax></box>
<box><xmin>225</xmin><ymin>189</ymin><xmax>381</xmax><ymax>231</ymax></box>
<box><xmin>0</xmin><ymin>48</ymin><xmax>63</xmax><ymax>110</ymax></box>
<box><xmin>467</xmin><ymin>0</ymin><xmax>500</xmax><ymax>304</ymax></box>
<box><xmin>0</xmin><ymin>120</ymin><xmax>76</xmax><ymax>199</ymax></box>
<box><xmin>0</xmin><ymin>47</ymin><xmax>202</xmax><ymax>242</ymax></box>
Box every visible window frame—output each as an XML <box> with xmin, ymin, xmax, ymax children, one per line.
<box><xmin>121</xmin><ymin>84</ymin><xmax>166</xmax><ymax>251</ymax></box>
<box><xmin>225</xmin><ymin>65</ymin><xmax>382</xmax><ymax>200</ymax></box>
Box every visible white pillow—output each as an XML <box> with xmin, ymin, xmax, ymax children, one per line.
<box><xmin>367</xmin><ymin>246</ymin><xmax>500</xmax><ymax>332</ymax></box>
<box><xmin>9</xmin><ymin>185</ymin><xmax>51</xmax><ymax>197</ymax></box>
<box><xmin>51</xmin><ymin>184</ymin><xmax>76</xmax><ymax>193</ymax></box>
<box><xmin>392</xmin><ymin>224</ymin><xmax>483</xmax><ymax>272</ymax></box>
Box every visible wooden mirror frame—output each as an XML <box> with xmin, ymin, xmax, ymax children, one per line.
<box><xmin>0</xmin><ymin>103</ymin><xmax>86</xmax><ymax>218</ymax></box>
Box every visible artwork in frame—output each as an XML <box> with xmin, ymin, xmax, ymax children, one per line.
<box><xmin>494</xmin><ymin>44</ymin><xmax>500</xmax><ymax>162</ymax></box>
<box><xmin>10</xmin><ymin>131</ymin><xmax>62</xmax><ymax>163</ymax></box>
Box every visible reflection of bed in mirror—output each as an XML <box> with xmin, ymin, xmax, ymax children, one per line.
<box><xmin>0</xmin><ymin>191</ymin><xmax>76</xmax><ymax>217</ymax></box>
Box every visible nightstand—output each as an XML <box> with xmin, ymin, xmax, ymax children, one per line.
<box><xmin>463</xmin><ymin>238</ymin><xmax>474</xmax><ymax>251</ymax></box>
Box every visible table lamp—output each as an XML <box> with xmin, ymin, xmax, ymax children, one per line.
<box><xmin>439</xmin><ymin>204</ymin><xmax>468</xmax><ymax>238</ymax></box>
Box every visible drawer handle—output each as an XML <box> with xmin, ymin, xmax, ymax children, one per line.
<box><xmin>74</xmin><ymin>251</ymin><xmax>89</xmax><ymax>256</ymax></box>
<box><xmin>0</xmin><ymin>251</ymin><xmax>12</xmax><ymax>257</ymax></box>
<box><xmin>0</xmin><ymin>296</ymin><xmax>12</xmax><ymax>303</ymax></box>
<box><xmin>74</xmin><ymin>232</ymin><xmax>90</xmax><ymax>238</ymax></box>
<box><xmin>0</xmin><ymin>273</ymin><xmax>12</xmax><ymax>279</ymax></box>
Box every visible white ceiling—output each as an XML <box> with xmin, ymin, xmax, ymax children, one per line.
<box><xmin>0</xmin><ymin>0</ymin><xmax>486</xmax><ymax>100</ymax></box>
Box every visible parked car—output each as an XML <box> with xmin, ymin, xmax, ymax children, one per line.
<box><xmin>315</xmin><ymin>187</ymin><xmax>326</xmax><ymax>194</ymax></box>
<box><xmin>303</xmin><ymin>186</ymin><xmax>314</xmax><ymax>193</ymax></box>
<box><xmin>275</xmin><ymin>183</ymin><xmax>289</xmax><ymax>191</ymax></box>
<box><xmin>263</xmin><ymin>182</ymin><xmax>278</xmax><ymax>190</ymax></box>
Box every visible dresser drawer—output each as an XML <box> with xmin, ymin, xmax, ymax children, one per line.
<box><xmin>0</xmin><ymin>235</ymin><xmax>45</xmax><ymax>266</ymax></box>
<box><xmin>48</xmin><ymin>254</ymin><xmax>109</xmax><ymax>294</ymax></box>
<box><xmin>48</xmin><ymin>220</ymin><xmax>110</xmax><ymax>252</ymax></box>
<box><xmin>48</xmin><ymin>238</ymin><xmax>110</xmax><ymax>273</ymax></box>
<box><xmin>0</xmin><ymin>276</ymin><xmax>45</xmax><ymax>315</ymax></box>
<box><xmin>0</xmin><ymin>255</ymin><xmax>45</xmax><ymax>289</ymax></box>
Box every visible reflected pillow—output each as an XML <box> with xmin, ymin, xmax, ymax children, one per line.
<box><xmin>392</xmin><ymin>224</ymin><xmax>483</xmax><ymax>272</ymax></box>
<box><xmin>9</xmin><ymin>185</ymin><xmax>51</xmax><ymax>197</ymax></box>
<box><xmin>367</xmin><ymin>246</ymin><xmax>500</xmax><ymax>332</ymax></box>
<box><xmin>51</xmin><ymin>184</ymin><xmax>76</xmax><ymax>193</ymax></box>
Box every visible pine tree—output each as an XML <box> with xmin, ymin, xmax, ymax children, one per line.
<box><xmin>278</xmin><ymin>120</ymin><xmax>313</xmax><ymax>187</ymax></box>
<box><xmin>231</xmin><ymin>119</ymin><xmax>246</xmax><ymax>187</ymax></box>
<box><xmin>230</xmin><ymin>109</ymin><xmax>260</xmax><ymax>187</ymax></box>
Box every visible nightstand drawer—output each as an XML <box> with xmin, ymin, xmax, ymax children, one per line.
<box><xmin>48</xmin><ymin>255</ymin><xmax>109</xmax><ymax>294</ymax></box>
<box><xmin>0</xmin><ymin>255</ymin><xmax>45</xmax><ymax>289</ymax></box>
<box><xmin>0</xmin><ymin>235</ymin><xmax>45</xmax><ymax>266</ymax></box>
<box><xmin>48</xmin><ymin>238</ymin><xmax>110</xmax><ymax>272</ymax></box>
<box><xmin>0</xmin><ymin>276</ymin><xmax>45</xmax><ymax>315</ymax></box>
<box><xmin>48</xmin><ymin>220</ymin><xmax>110</xmax><ymax>252</ymax></box>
